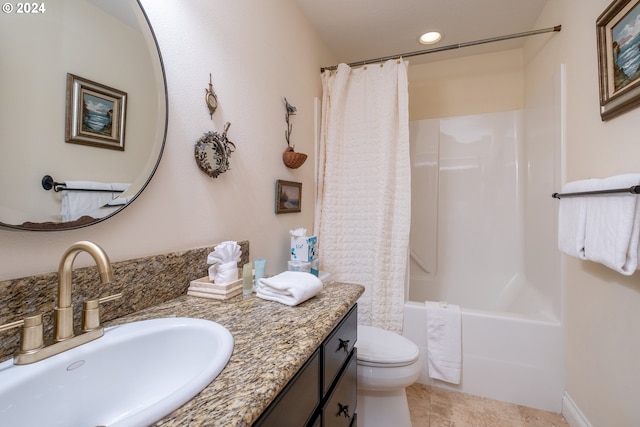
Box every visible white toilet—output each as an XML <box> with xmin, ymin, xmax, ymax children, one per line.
<box><xmin>355</xmin><ymin>325</ymin><xmax>421</xmax><ymax>427</ymax></box>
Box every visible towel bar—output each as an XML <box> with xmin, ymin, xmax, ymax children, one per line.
<box><xmin>41</xmin><ymin>175</ymin><xmax>125</xmax><ymax>193</ymax></box>
<box><xmin>552</xmin><ymin>185</ymin><xmax>640</xmax><ymax>199</ymax></box>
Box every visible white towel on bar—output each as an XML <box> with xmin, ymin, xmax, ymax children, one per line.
<box><xmin>583</xmin><ymin>174</ymin><xmax>640</xmax><ymax>275</ymax></box>
<box><xmin>256</xmin><ymin>271</ymin><xmax>323</xmax><ymax>306</ymax></box>
<box><xmin>425</xmin><ymin>301</ymin><xmax>461</xmax><ymax>384</ymax></box>
<box><xmin>61</xmin><ymin>181</ymin><xmax>130</xmax><ymax>222</ymax></box>
<box><xmin>557</xmin><ymin>179</ymin><xmax>595</xmax><ymax>260</ymax></box>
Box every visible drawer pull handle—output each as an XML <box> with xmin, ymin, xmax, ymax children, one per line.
<box><xmin>337</xmin><ymin>403</ymin><xmax>351</xmax><ymax>419</ymax></box>
<box><xmin>338</xmin><ymin>338</ymin><xmax>350</xmax><ymax>353</ymax></box>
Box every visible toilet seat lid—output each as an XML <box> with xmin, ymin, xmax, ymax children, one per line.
<box><xmin>356</xmin><ymin>325</ymin><xmax>419</xmax><ymax>366</ymax></box>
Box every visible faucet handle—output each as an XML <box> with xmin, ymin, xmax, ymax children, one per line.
<box><xmin>0</xmin><ymin>319</ymin><xmax>24</xmax><ymax>333</ymax></box>
<box><xmin>97</xmin><ymin>293</ymin><xmax>123</xmax><ymax>304</ymax></box>
<box><xmin>0</xmin><ymin>313</ymin><xmax>45</xmax><ymax>353</ymax></box>
<box><xmin>82</xmin><ymin>293</ymin><xmax>123</xmax><ymax>332</ymax></box>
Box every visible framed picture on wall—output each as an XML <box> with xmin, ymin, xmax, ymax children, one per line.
<box><xmin>275</xmin><ymin>180</ymin><xmax>302</xmax><ymax>214</ymax></box>
<box><xmin>597</xmin><ymin>0</ymin><xmax>640</xmax><ymax>120</ymax></box>
<box><xmin>65</xmin><ymin>73</ymin><xmax>127</xmax><ymax>150</ymax></box>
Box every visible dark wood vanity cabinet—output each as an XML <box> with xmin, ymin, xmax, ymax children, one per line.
<box><xmin>321</xmin><ymin>349</ymin><xmax>357</xmax><ymax>427</ymax></box>
<box><xmin>254</xmin><ymin>304</ymin><xmax>358</xmax><ymax>427</ymax></box>
<box><xmin>321</xmin><ymin>304</ymin><xmax>357</xmax><ymax>427</ymax></box>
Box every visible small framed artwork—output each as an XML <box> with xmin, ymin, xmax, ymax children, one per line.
<box><xmin>65</xmin><ymin>73</ymin><xmax>127</xmax><ymax>150</ymax></box>
<box><xmin>597</xmin><ymin>0</ymin><xmax>640</xmax><ymax>120</ymax></box>
<box><xmin>275</xmin><ymin>180</ymin><xmax>302</xmax><ymax>214</ymax></box>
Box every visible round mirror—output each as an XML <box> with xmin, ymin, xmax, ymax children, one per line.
<box><xmin>0</xmin><ymin>0</ymin><xmax>167</xmax><ymax>231</ymax></box>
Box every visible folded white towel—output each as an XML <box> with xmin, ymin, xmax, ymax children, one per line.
<box><xmin>425</xmin><ymin>301</ymin><xmax>461</xmax><ymax>384</ymax></box>
<box><xmin>61</xmin><ymin>181</ymin><xmax>129</xmax><ymax>222</ymax></box>
<box><xmin>109</xmin><ymin>183</ymin><xmax>131</xmax><ymax>192</ymax></box>
<box><xmin>584</xmin><ymin>174</ymin><xmax>640</xmax><ymax>275</ymax></box>
<box><xmin>557</xmin><ymin>179</ymin><xmax>595</xmax><ymax>260</ymax></box>
<box><xmin>208</xmin><ymin>261</ymin><xmax>238</xmax><ymax>284</ymax></box>
<box><xmin>105</xmin><ymin>195</ymin><xmax>133</xmax><ymax>206</ymax></box>
<box><xmin>256</xmin><ymin>271</ymin><xmax>323</xmax><ymax>306</ymax></box>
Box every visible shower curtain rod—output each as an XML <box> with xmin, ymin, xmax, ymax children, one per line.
<box><xmin>320</xmin><ymin>25</ymin><xmax>561</xmax><ymax>72</ymax></box>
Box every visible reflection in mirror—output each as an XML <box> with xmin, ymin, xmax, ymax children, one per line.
<box><xmin>0</xmin><ymin>0</ymin><xmax>167</xmax><ymax>231</ymax></box>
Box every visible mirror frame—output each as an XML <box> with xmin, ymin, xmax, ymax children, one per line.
<box><xmin>0</xmin><ymin>0</ymin><xmax>168</xmax><ymax>232</ymax></box>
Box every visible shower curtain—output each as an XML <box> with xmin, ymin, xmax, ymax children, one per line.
<box><xmin>315</xmin><ymin>60</ymin><xmax>410</xmax><ymax>332</ymax></box>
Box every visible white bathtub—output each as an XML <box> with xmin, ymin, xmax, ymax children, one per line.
<box><xmin>402</xmin><ymin>301</ymin><xmax>565</xmax><ymax>413</ymax></box>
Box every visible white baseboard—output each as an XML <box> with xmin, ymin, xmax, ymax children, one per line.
<box><xmin>562</xmin><ymin>392</ymin><xmax>592</xmax><ymax>427</ymax></box>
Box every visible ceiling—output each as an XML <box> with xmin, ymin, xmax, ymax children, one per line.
<box><xmin>294</xmin><ymin>0</ymin><xmax>550</xmax><ymax>68</ymax></box>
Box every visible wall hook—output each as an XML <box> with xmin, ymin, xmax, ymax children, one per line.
<box><xmin>205</xmin><ymin>73</ymin><xmax>218</xmax><ymax>119</ymax></box>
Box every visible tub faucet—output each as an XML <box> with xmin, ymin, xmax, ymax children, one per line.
<box><xmin>55</xmin><ymin>241</ymin><xmax>114</xmax><ymax>341</ymax></box>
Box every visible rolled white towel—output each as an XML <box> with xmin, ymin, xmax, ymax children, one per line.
<box><xmin>256</xmin><ymin>271</ymin><xmax>323</xmax><ymax>306</ymax></box>
<box><xmin>208</xmin><ymin>261</ymin><xmax>238</xmax><ymax>284</ymax></box>
<box><xmin>207</xmin><ymin>241</ymin><xmax>242</xmax><ymax>281</ymax></box>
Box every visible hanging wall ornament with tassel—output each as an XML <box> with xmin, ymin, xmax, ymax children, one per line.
<box><xmin>282</xmin><ymin>97</ymin><xmax>307</xmax><ymax>169</ymax></box>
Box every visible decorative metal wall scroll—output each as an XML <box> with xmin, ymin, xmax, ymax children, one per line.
<box><xmin>195</xmin><ymin>122</ymin><xmax>235</xmax><ymax>178</ymax></box>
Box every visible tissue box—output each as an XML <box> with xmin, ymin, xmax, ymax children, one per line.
<box><xmin>291</xmin><ymin>235</ymin><xmax>317</xmax><ymax>262</ymax></box>
<box><xmin>288</xmin><ymin>260</ymin><xmax>311</xmax><ymax>273</ymax></box>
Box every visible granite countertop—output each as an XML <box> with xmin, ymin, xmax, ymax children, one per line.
<box><xmin>104</xmin><ymin>280</ymin><xmax>364</xmax><ymax>427</ymax></box>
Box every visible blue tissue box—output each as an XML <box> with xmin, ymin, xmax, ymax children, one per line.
<box><xmin>291</xmin><ymin>235</ymin><xmax>317</xmax><ymax>262</ymax></box>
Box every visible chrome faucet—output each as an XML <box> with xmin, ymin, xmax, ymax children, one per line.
<box><xmin>0</xmin><ymin>241</ymin><xmax>121</xmax><ymax>365</ymax></box>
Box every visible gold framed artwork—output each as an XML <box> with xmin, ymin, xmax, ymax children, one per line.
<box><xmin>597</xmin><ymin>0</ymin><xmax>640</xmax><ymax>120</ymax></box>
<box><xmin>275</xmin><ymin>180</ymin><xmax>301</xmax><ymax>214</ymax></box>
<box><xmin>65</xmin><ymin>73</ymin><xmax>127</xmax><ymax>150</ymax></box>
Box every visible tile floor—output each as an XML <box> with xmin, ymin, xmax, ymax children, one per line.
<box><xmin>406</xmin><ymin>383</ymin><xmax>570</xmax><ymax>426</ymax></box>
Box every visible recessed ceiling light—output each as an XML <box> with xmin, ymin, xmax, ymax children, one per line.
<box><xmin>419</xmin><ymin>31</ymin><xmax>442</xmax><ymax>45</ymax></box>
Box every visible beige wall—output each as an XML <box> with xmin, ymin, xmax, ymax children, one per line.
<box><xmin>3</xmin><ymin>1</ymin><xmax>639</xmax><ymax>424</ymax></box>
<box><xmin>0</xmin><ymin>0</ymin><xmax>335</xmax><ymax>280</ymax></box>
<box><xmin>527</xmin><ymin>1</ymin><xmax>640</xmax><ymax>425</ymax></box>
<box><xmin>408</xmin><ymin>49</ymin><xmax>524</xmax><ymax>120</ymax></box>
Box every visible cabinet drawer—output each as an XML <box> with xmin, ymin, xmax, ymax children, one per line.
<box><xmin>253</xmin><ymin>349</ymin><xmax>320</xmax><ymax>427</ymax></box>
<box><xmin>323</xmin><ymin>304</ymin><xmax>357</xmax><ymax>394</ymax></box>
<box><xmin>322</xmin><ymin>350</ymin><xmax>357</xmax><ymax>427</ymax></box>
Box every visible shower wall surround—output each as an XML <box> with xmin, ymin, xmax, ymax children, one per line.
<box><xmin>0</xmin><ymin>241</ymin><xmax>249</xmax><ymax>361</ymax></box>
<box><xmin>409</xmin><ymin>111</ymin><xmax>527</xmax><ymax>311</ymax></box>
<box><xmin>408</xmin><ymin>106</ymin><xmax>560</xmax><ymax>320</ymax></box>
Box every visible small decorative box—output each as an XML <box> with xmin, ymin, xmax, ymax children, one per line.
<box><xmin>187</xmin><ymin>277</ymin><xmax>242</xmax><ymax>300</ymax></box>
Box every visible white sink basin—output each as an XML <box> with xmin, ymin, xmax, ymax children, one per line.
<box><xmin>0</xmin><ymin>317</ymin><xmax>234</xmax><ymax>427</ymax></box>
